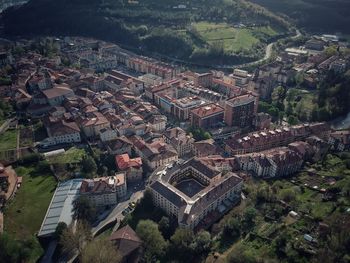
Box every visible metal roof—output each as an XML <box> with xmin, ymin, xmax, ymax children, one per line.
<box><xmin>38</xmin><ymin>179</ymin><xmax>82</xmax><ymax>237</ymax></box>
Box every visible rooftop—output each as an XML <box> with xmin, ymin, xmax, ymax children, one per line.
<box><xmin>38</xmin><ymin>179</ymin><xmax>82</xmax><ymax>237</ymax></box>
<box><xmin>191</xmin><ymin>103</ymin><xmax>224</xmax><ymax>118</ymax></box>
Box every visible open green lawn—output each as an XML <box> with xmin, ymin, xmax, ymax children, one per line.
<box><xmin>0</xmin><ymin>129</ymin><xmax>17</xmax><ymax>151</ymax></box>
<box><xmin>192</xmin><ymin>22</ymin><xmax>278</xmax><ymax>52</ymax></box>
<box><xmin>4</xmin><ymin>166</ymin><xmax>57</xmax><ymax>239</ymax></box>
<box><xmin>47</xmin><ymin>147</ymin><xmax>86</xmax><ymax>164</ymax></box>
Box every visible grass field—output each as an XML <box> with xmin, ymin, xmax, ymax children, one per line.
<box><xmin>4</xmin><ymin>166</ymin><xmax>57</xmax><ymax>239</ymax></box>
<box><xmin>47</xmin><ymin>147</ymin><xmax>86</xmax><ymax>164</ymax></box>
<box><xmin>0</xmin><ymin>129</ymin><xmax>17</xmax><ymax>151</ymax></box>
<box><xmin>192</xmin><ymin>22</ymin><xmax>278</xmax><ymax>52</ymax></box>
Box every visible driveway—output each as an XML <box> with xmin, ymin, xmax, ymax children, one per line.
<box><xmin>92</xmin><ymin>183</ymin><xmax>145</xmax><ymax>236</ymax></box>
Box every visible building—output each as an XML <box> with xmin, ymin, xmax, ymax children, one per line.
<box><xmin>305</xmin><ymin>39</ymin><xmax>325</xmax><ymax>51</ymax></box>
<box><xmin>236</xmin><ymin>147</ymin><xmax>304</xmax><ymax>178</ymax></box>
<box><xmin>78</xmin><ymin>114</ymin><xmax>110</xmax><ymax>138</ymax></box>
<box><xmin>39</xmin><ymin>179</ymin><xmax>83</xmax><ymax>237</ymax></box>
<box><xmin>116</xmin><ymin>154</ymin><xmax>143</xmax><ymax>182</ymax></box>
<box><xmin>42</xmin><ymin>120</ymin><xmax>81</xmax><ymax>147</ymax></box>
<box><xmin>225</xmin><ymin>123</ymin><xmax>330</xmax><ymax>155</ymax></box>
<box><xmin>99</xmin><ymin>127</ymin><xmax>118</xmax><ymax>142</ymax></box>
<box><xmin>106</xmin><ymin>136</ymin><xmax>133</xmax><ymax>155</ymax></box>
<box><xmin>192</xmin><ymin>139</ymin><xmax>218</xmax><ymax>157</ymax></box>
<box><xmin>173</xmin><ymin>96</ymin><xmax>206</xmax><ymax>121</ymax></box>
<box><xmin>328</xmin><ymin>130</ymin><xmax>350</xmax><ymax>151</ymax></box>
<box><xmin>148</xmin><ymin>158</ymin><xmax>243</xmax><ymax>229</ymax></box>
<box><xmin>224</xmin><ymin>94</ymin><xmax>257</xmax><ymax>128</ymax></box>
<box><xmin>253</xmin><ymin>112</ymin><xmax>272</xmax><ymax>130</ymax></box>
<box><xmin>163</xmin><ymin>127</ymin><xmax>194</xmax><ymax>157</ymax></box>
<box><xmin>80</xmin><ymin>173</ymin><xmax>127</xmax><ymax>207</ymax></box>
<box><xmin>109</xmin><ymin>225</ymin><xmax>143</xmax><ymax>263</ymax></box>
<box><xmin>133</xmin><ymin>138</ymin><xmax>178</xmax><ymax>170</ymax></box>
<box><xmin>190</xmin><ymin>103</ymin><xmax>224</xmax><ymax>129</ymax></box>
<box><xmin>41</xmin><ymin>85</ymin><xmax>75</xmax><ymax>106</ymax></box>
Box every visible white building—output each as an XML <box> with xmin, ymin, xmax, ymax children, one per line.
<box><xmin>42</xmin><ymin>120</ymin><xmax>81</xmax><ymax>147</ymax></box>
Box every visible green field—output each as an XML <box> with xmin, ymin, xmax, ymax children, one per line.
<box><xmin>192</xmin><ymin>22</ymin><xmax>278</xmax><ymax>52</ymax></box>
<box><xmin>47</xmin><ymin>147</ymin><xmax>86</xmax><ymax>164</ymax></box>
<box><xmin>0</xmin><ymin>129</ymin><xmax>17</xmax><ymax>151</ymax></box>
<box><xmin>4</xmin><ymin>166</ymin><xmax>57</xmax><ymax>239</ymax></box>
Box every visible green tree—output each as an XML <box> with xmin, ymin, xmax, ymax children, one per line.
<box><xmin>169</xmin><ymin>228</ymin><xmax>194</xmax><ymax>261</ymax></box>
<box><xmin>136</xmin><ymin>220</ymin><xmax>167</xmax><ymax>262</ymax></box>
<box><xmin>81</xmin><ymin>156</ymin><xmax>97</xmax><ymax>176</ymax></box>
<box><xmin>191</xmin><ymin>230</ymin><xmax>212</xmax><ymax>255</ymax></box>
<box><xmin>243</xmin><ymin>207</ymin><xmax>257</xmax><ymax>228</ymax></box>
<box><xmin>54</xmin><ymin>222</ymin><xmax>68</xmax><ymax>240</ymax></box>
<box><xmin>81</xmin><ymin>238</ymin><xmax>122</xmax><ymax>263</ymax></box>
<box><xmin>72</xmin><ymin>196</ymin><xmax>97</xmax><ymax>223</ymax></box>
<box><xmin>158</xmin><ymin>216</ymin><xmax>170</xmax><ymax>238</ymax></box>
<box><xmin>222</xmin><ymin>217</ymin><xmax>241</xmax><ymax>240</ymax></box>
<box><xmin>60</xmin><ymin>222</ymin><xmax>92</xmax><ymax>257</ymax></box>
<box><xmin>226</xmin><ymin>243</ymin><xmax>257</xmax><ymax>263</ymax></box>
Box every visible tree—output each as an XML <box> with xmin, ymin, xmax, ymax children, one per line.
<box><xmin>278</xmin><ymin>188</ymin><xmax>296</xmax><ymax>203</ymax></box>
<box><xmin>243</xmin><ymin>207</ymin><xmax>257</xmax><ymax>228</ymax></box>
<box><xmin>226</xmin><ymin>243</ymin><xmax>257</xmax><ymax>263</ymax></box>
<box><xmin>136</xmin><ymin>220</ymin><xmax>167</xmax><ymax>262</ymax></box>
<box><xmin>81</xmin><ymin>238</ymin><xmax>122</xmax><ymax>263</ymax></box>
<box><xmin>191</xmin><ymin>230</ymin><xmax>212</xmax><ymax>255</ymax></box>
<box><xmin>54</xmin><ymin>222</ymin><xmax>68</xmax><ymax>240</ymax></box>
<box><xmin>0</xmin><ymin>232</ymin><xmax>30</xmax><ymax>263</ymax></box>
<box><xmin>158</xmin><ymin>216</ymin><xmax>170</xmax><ymax>238</ymax></box>
<box><xmin>222</xmin><ymin>217</ymin><xmax>241</xmax><ymax>240</ymax></box>
<box><xmin>60</xmin><ymin>222</ymin><xmax>92</xmax><ymax>257</ymax></box>
<box><xmin>169</xmin><ymin>228</ymin><xmax>194</xmax><ymax>261</ymax></box>
<box><xmin>81</xmin><ymin>156</ymin><xmax>97</xmax><ymax>176</ymax></box>
<box><xmin>72</xmin><ymin>196</ymin><xmax>97</xmax><ymax>223</ymax></box>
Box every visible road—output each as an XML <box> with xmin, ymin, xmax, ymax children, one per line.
<box><xmin>91</xmin><ymin>184</ymin><xmax>145</xmax><ymax>236</ymax></box>
<box><xmin>231</xmin><ymin>29</ymin><xmax>302</xmax><ymax>69</ymax></box>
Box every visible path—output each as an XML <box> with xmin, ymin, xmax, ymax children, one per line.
<box><xmin>16</xmin><ymin>125</ymin><xmax>20</xmax><ymax>160</ymax></box>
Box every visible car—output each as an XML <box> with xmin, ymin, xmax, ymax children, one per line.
<box><xmin>129</xmin><ymin>202</ymin><xmax>136</xmax><ymax>208</ymax></box>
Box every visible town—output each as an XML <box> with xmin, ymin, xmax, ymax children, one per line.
<box><xmin>0</xmin><ymin>32</ymin><xmax>349</xmax><ymax>263</ymax></box>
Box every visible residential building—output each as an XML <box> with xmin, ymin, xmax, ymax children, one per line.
<box><xmin>148</xmin><ymin>158</ymin><xmax>243</xmax><ymax>229</ymax></box>
<box><xmin>133</xmin><ymin>138</ymin><xmax>178</xmax><ymax>170</ymax></box>
<box><xmin>115</xmin><ymin>154</ymin><xmax>143</xmax><ymax>182</ymax></box>
<box><xmin>106</xmin><ymin>136</ymin><xmax>133</xmax><ymax>155</ymax></box>
<box><xmin>41</xmin><ymin>120</ymin><xmax>81</xmax><ymax>147</ymax></box>
<box><xmin>224</xmin><ymin>94</ymin><xmax>257</xmax><ymax>128</ymax></box>
<box><xmin>41</xmin><ymin>84</ymin><xmax>75</xmax><ymax>106</ymax></box>
<box><xmin>80</xmin><ymin>173</ymin><xmax>127</xmax><ymax>207</ymax></box>
<box><xmin>163</xmin><ymin>127</ymin><xmax>194</xmax><ymax>157</ymax></box>
<box><xmin>236</xmin><ymin>147</ymin><xmax>303</xmax><ymax>178</ymax></box>
<box><xmin>190</xmin><ymin>103</ymin><xmax>224</xmax><ymax>128</ymax></box>
<box><xmin>253</xmin><ymin>112</ymin><xmax>272</xmax><ymax>130</ymax></box>
<box><xmin>173</xmin><ymin>96</ymin><xmax>206</xmax><ymax>121</ymax></box>
<box><xmin>109</xmin><ymin>225</ymin><xmax>143</xmax><ymax>263</ymax></box>
<box><xmin>192</xmin><ymin>139</ymin><xmax>218</xmax><ymax>157</ymax></box>
<box><xmin>225</xmin><ymin>123</ymin><xmax>330</xmax><ymax>155</ymax></box>
<box><xmin>99</xmin><ymin>127</ymin><xmax>118</xmax><ymax>142</ymax></box>
<box><xmin>328</xmin><ymin>130</ymin><xmax>350</xmax><ymax>151</ymax></box>
<box><xmin>78</xmin><ymin>113</ymin><xmax>110</xmax><ymax>138</ymax></box>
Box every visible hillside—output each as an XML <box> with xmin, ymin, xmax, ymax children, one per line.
<box><xmin>250</xmin><ymin>0</ymin><xmax>350</xmax><ymax>33</ymax></box>
<box><xmin>0</xmin><ymin>0</ymin><xmax>291</xmax><ymax>65</ymax></box>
